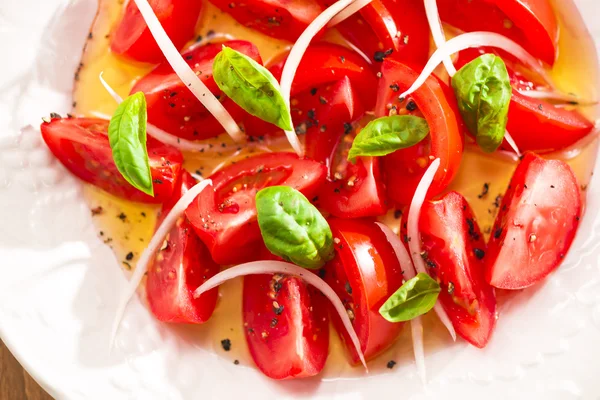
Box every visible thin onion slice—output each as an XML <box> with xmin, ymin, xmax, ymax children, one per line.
<box><xmin>423</xmin><ymin>0</ymin><xmax>456</xmax><ymax>76</ymax></box>
<box><xmin>279</xmin><ymin>0</ymin><xmax>358</xmax><ymax>157</ymax></box>
<box><xmin>406</xmin><ymin>158</ymin><xmax>457</xmax><ymax>341</ymax></box>
<box><xmin>376</xmin><ymin>222</ymin><xmax>426</xmax><ymax>383</ymax></box>
<box><xmin>130</xmin><ymin>0</ymin><xmax>244</xmax><ymax>143</ymax></box>
<box><xmin>327</xmin><ymin>0</ymin><xmax>373</xmax><ymax>28</ymax></box>
<box><xmin>193</xmin><ymin>260</ymin><xmax>368</xmax><ymax>370</ymax></box>
<box><xmin>110</xmin><ymin>179</ymin><xmax>214</xmax><ymax>348</ymax></box>
<box><xmin>503</xmin><ymin>131</ymin><xmax>522</xmax><ymax>157</ymax></box>
<box><xmin>398</xmin><ymin>31</ymin><xmax>553</xmax><ymax>100</ymax></box>
<box><xmin>517</xmin><ymin>89</ymin><xmax>598</xmax><ymax>106</ymax></box>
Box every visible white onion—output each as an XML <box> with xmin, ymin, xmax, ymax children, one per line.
<box><xmin>110</xmin><ymin>179</ymin><xmax>214</xmax><ymax>348</ymax></box>
<box><xmin>279</xmin><ymin>0</ymin><xmax>359</xmax><ymax>157</ymax></box>
<box><xmin>193</xmin><ymin>260</ymin><xmax>368</xmax><ymax>370</ymax></box>
<box><xmin>503</xmin><ymin>131</ymin><xmax>521</xmax><ymax>157</ymax></box>
<box><xmin>327</xmin><ymin>0</ymin><xmax>373</xmax><ymax>28</ymax></box>
<box><xmin>423</xmin><ymin>0</ymin><xmax>456</xmax><ymax>76</ymax></box>
<box><xmin>406</xmin><ymin>158</ymin><xmax>456</xmax><ymax>341</ymax></box>
<box><xmin>99</xmin><ymin>72</ymin><xmax>123</xmax><ymax>103</ymax></box>
<box><xmin>131</xmin><ymin>0</ymin><xmax>245</xmax><ymax>143</ymax></box>
<box><xmin>398</xmin><ymin>31</ymin><xmax>553</xmax><ymax>100</ymax></box>
<box><xmin>517</xmin><ymin>89</ymin><xmax>598</xmax><ymax>106</ymax></box>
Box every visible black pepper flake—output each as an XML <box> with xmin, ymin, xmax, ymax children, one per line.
<box><xmin>473</xmin><ymin>248</ymin><xmax>485</xmax><ymax>260</ymax></box>
<box><xmin>126</xmin><ymin>252</ymin><xmax>134</xmax><ymax>261</ymax></box>
<box><xmin>339</xmin><ymin>55</ymin><xmax>346</xmax><ymax>63</ymax></box>
<box><xmin>524</xmin><ymin>184</ymin><xmax>528</xmax><ymax>189</ymax></box>
<box><xmin>221</xmin><ymin>338</ymin><xmax>232</xmax><ymax>351</ymax></box>
<box><xmin>389</xmin><ymin>83</ymin><xmax>399</xmax><ymax>92</ymax></box>
<box><xmin>478</xmin><ymin>183</ymin><xmax>490</xmax><ymax>199</ymax></box>
<box><xmin>343</xmin><ymin>122</ymin><xmax>352</xmax><ymax>135</ymax></box>
<box><xmin>387</xmin><ymin>360</ymin><xmax>397</xmax><ymax>369</ymax></box>
<box><xmin>50</xmin><ymin>112</ymin><xmax>62</xmax><ymax>119</ymax></box>
<box><xmin>233</xmin><ymin>360</ymin><xmax>240</xmax><ymax>365</ymax></box>
<box><xmin>169</xmin><ymin>103</ymin><xmax>176</xmax><ymax>108</ymax></box>
<box><xmin>550</xmin><ymin>185</ymin><xmax>555</xmax><ymax>188</ymax></box>
<box><xmin>494</xmin><ymin>228</ymin><xmax>502</xmax><ymax>239</ymax></box>
<box><xmin>118</xmin><ymin>212</ymin><xmax>127</xmax><ymax>221</ymax></box>
<box><xmin>466</xmin><ymin>218</ymin><xmax>480</xmax><ymax>241</ymax></box>
<box><xmin>122</xmin><ymin>261</ymin><xmax>132</xmax><ymax>270</ymax></box>
<box><xmin>310</xmin><ymin>87</ymin><xmax>318</xmax><ymax>96</ymax></box>
<box><xmin>153</xmin><ymin>179</ymin><xmax>163</xmax><ymax>184</ymax></box>
<box><xmin>447</xmin><ymin>281</ymin><xmax>455</xmax><ymax>295</ymax></box>
<box><xmin>273</xmin><ymin>280</ymin><xmax>283</xmax><ymax>292</ymax></box>
<box><xmin>318</xmin><ymin>269</ymin><xmax>326</xmax><ymax>279</ymax></box>
<box><xmin>345</xmin><ymin>282</ymin><xmax>353</xmax><ymax>295</ymax></box>
<box><xmin>307</xmin><ymin>109</ymin><xmax>316</xmax><ymax>120</ymax></box>
<box><xmin>373</xmin><ymin>51</ymin><xmax>386</xmax><ymax>62</ymax></box>
<box><xmin>88</xmin><ymin>32</ymin><xmax>93</xmax><ymax>40</ymax></box>
<box><xmin>141</xmin><ymin>212</ymin><xmax>147</xmax><ymax>217</ymax></box>
<box><xmin>406</xmin><ymin>101</ymin><xmax>417</xmax><ymax>111</ymax></box>
<box><xmin>538</xmin><ymin>104</ymin><xmax>543</xmax><ymax>111</ymax></box>
<box><xmin>273</xmin><ymin>304</ymin><xmax>284</xmax><ymax>315</ymax></box>
<box><xmin>91</xmin><ymin>206</ymin><xmax>103</xmax><ymax>216</ymax></box>
<box><xmin>319</xmin><ymin>96</ymin><xmax>328</xmax><ymax>105</ymax></box>
<box><xmin>394</xmin><ymin>209</ymin><xmax>402</xmax><ymax>219</ymax></box>
<box><xmin>270</xmin><ymin>318</ymin><xmax>278</xmax><ymax>328</ymax></box>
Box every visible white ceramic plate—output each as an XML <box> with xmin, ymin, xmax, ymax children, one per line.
<box><xmin>1</xmin><ymin>1</ymin><xmax>600</xmax><ymax>399</ymax></box>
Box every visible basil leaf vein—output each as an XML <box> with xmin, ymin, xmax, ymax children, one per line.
<box><xmin>347</xmin><ymin>115</ymin><xmax>429</xmax><ymax>163</ymax></box>
<box><xmin>108</xmin><ymin>91</ymin><xmax>153</xmax><ymax>196</ymax></box>
<box><xmin>213</xmin><ymin>46</ymin><xmax>293</xmax><ymax>131</ymax></box>
<box><xmin>452</xmin><ymin>53</ymin><xmax>512</xmax><ymax>153</ymax></box>
<box><xmin>379</xmin><ymin>273</ymin><xmax>441</xmax><ymax>323</ymax></box>
<box><xmin>256</xmin><ymin>186</ymin><xmax>334</xmax><ymax>269</ymax></box>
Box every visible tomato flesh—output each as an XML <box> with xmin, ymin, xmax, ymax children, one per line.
<box><xmin>324</xmin><ymin>218</ymin><xmax>404</xmax><ymax>363</ymax></box>
<box><xmin>186</xmin><ymin>153</ymin><xmax>327</xmax><ymax>264</ymax></box>
<box><xmin>131</xmin><ymin>41</ymin><xmax>262</xmax><ymax>140</ymax></box>
<box><xmin>111</xmin><ymin>0</ymin><xmax>202</xmax><ymax>64</ymax></box>
<box><xmin>243</xmin><ymin>274</ymin><xmax>329</xmax><ymax>379</ymax></box>
<box><xmin>419</xmin><ymin>192</ymin><xmax>497</xmax><ymax>348</ymax></box>
<box><xmin>147</xmin><ymin>172</ymin><xmax>219</xmax><ymax>323</ymax></box>
<box><xmin>485</xmin><ymin>153</ymin><xmax>582</xmax><ymax>289</ymax></box>
<box><xmin>41</xmin><ymin>118</ymin><xmax>183</xmax><ymax>204</ymax></box>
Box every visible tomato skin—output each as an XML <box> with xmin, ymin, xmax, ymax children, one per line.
<box><xmin>131</xmin><ymin>41</ymin><xmax>262</xmax><ymax>140</ymax></box>
<box><xmin>485</xmin><ymin>153</ymin><xmax>582</xmax><ymax>289</ymax></box>
<box><xmin>186</xmin><ymin>153</ymin><xmax>327</xmax><ymax>265</ymax></box>
<box><xmin>209</xmin><ymin>0</ymin><xmax>323</xmax><ymax>42</ymax></box>
<box><xmin>243</xmin><ymin>274</ymin><xmax>329</xmax><ymax>379</ymax></box>
<box><xmin>419</xmin><ymin>192</ymin><xmax>497</xmax><ymax>348</ymax></box>
<box><xmin>324</xmin><ymin>218</ymin><xmax>404</xmax><ymax>364</ymax></box>
<box><xmin>147</xmin><ymin>172</ymin><xmax>219</xmax><ymax>323</ymax></box>
<box><xmin>40</xmin><ymin>118</ymin><xmax>183</xmax><ymax>204</ymax></box>
<box><xmin>111</xmin><ymin>0</ymin><xmax>202</xmax><ymax>64</ymax></box>
<box><xmin>376</xmin><ymin>59</ymin><xmax>463</xmax><ymax>206</ymax></box>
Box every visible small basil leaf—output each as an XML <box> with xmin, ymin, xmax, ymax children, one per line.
<box><xmin>108</xmin><ymin>92</ymin><xmax>153</xmax><ymax>196</ymax></box>
<box><xmin>379</xmin><ymin>273</ymin><xmax>441</xmax><ymax>323</ymax></box>
<box><xmin>256</xmin><ymin>186</ymin><xmax>334</xmax><ymax>269</ymax></box>
<box><xmin>347</xmin><ymin>115</ymin><xmax>429</xmax><ymax>163</ymax></box>
<box><xmin>213</xmin><ymin>46</ymin><xmax>293</xmax><ymax>131</ymax></box>
<box><xmin>452</xmin><ymin>53</ymin><xmax>512</xmax><ymax>153</ymax></box>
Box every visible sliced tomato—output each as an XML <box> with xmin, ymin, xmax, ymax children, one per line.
<box><xmin>418</xmin><ymin>192</ymin><xmax>496</xmax><ymax>348</ymax></box>
<box><xmin>321</xmin><ymin>0</ymin><xmax>429</xmax><ymax>67</ymax></box>
<box><xmin>208</xmin><ymin>0</ymin><xmax>323</xmax><ymax>42</ymax></box>
<box><xmin>376</xmin><ymin>59</ymin><xmax>463</xmax><ymax>206</ymax></box>
<box><xmin>437</xmin><ymin>0</ymin><xmax>558</xmax><ymax>65</ymax></box>
<box><xmin>186</xmin><ymin>153</ymin><xmax>327</xmax><ymax>264</ymax></box>
<box><xmin>324</xmin><ymin>218</ymin><xmax>404</xmax><ymax>363</ymax></box>
<box><xmin>111</xmin><ymin>0</ymin><xmax>202</xmax><ymax>64</ymax></box>
<box><xmin>485</xmin><ymin>153</ymin><xmax>582</xmax><ymax>289</ymax></box>
<box><xmin>243</xmin><ymin>274</ymin><xmax>329</xmax><ymax>379</ymax></box>
<box><xmin>131</xmin><ymin>40</ymin><xmax>262</xmax><ymax>140</ymax></box>
<box><xmin>147</xmin><ymin>172</ymin><xmax>219</xmax><ymax>323</ymax></box>
<box><xmin>40</xmin><ymin>117</ymin><xmax>183</xmax><ymax>204</ymax></box>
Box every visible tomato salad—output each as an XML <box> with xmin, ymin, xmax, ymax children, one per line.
<box><xmin>40</xmin><ymin>0</ymin><xmax>597</xmax><ymax>381</ymax></box>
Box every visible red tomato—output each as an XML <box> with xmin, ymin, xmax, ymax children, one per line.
<box><xmin>376</xmin><ymin>59</ymin><xmax>463</xmax><ymax>206</ymax></box>
<box><xmin>40</xmin><ymin>117</ymin><xmax>183</xmax><ymax>204</ymax></box>
<box><xmin>147</xmin><ymin>172</ymin><xmax>219</xmax><ymax>323</ymax></box>
<box><xmin>419</xmin><ymin>192</ymin><xmax>497</xmax><ymax>348</ymax></box>
<box><xmin>111</xmin><ymin>0</ymin><xmax>202</xmax><ymax>64</ymax></box>
<box><xmin>186</xmin><ymin>153</ymin><xmax>327</xmax><ymax>265</ymax></box>
<box><xmin>485</xmin><ymin>153</ymin><xmax>582</xmax><ymax>289</ymax></box>
<box><xmin>322</xmin><ymin>0</ymin><xmax>430</xmax><ymax>67</ymax></box>
<box><xmin>324</xmin><ymin>218</ymin><xmax>404</xmax><ymax>363</ymax></box>
<box><xmin>131</xmin><ymin>41</ymin><xmax>262</xmax><ymax>140</ymax></box>
<box><xmin>437</xmin><ymin>0</ymin><xmax>558</xmax><ymax>65</ymax></box>
<box><xmin>208</xmin><ymin>0</ymin><xmax>323</xmax><ymax>42</ymax></box>
<box><xmin>243</xmin><ymin>274</ymin><xmax>329</xmax><ymax>379</ymax></box>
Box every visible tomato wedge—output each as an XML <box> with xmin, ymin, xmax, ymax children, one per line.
<box><xmin>324</xmin><ymin>218</ymin><xmax>404</xmax><ymax>364</ymax></box>
<box><xmin>111</xmin><ymin>0</ymin><xmax>202</xmax><ymax>64</ymax></box>
<box><xmin>243</xmin><ymin>274</ymin><xmax>329</xmax><ymax>379</ymax></box>
<box><xmin>186</xmin><ymin>153</ymin><xmax>327</xmax><ymax>265</ymax></box>
<box><xmin>147</xmin><ymin>172</ymin><xmax>219</xmax><ymax>323</ymax></box>
<box><xmin>485</xmin><ymin>153</ymin><xmax>582</xmax><ymax>289</ymax></box>
<box><xmin>208</xmin><ymin>0</ymin><xmax>323</xmax><ymax>42</ymax></box>
<box><xmin>376</xmin><ymin>59</ymin><xmax>463</xmax><ymax>206</ymax></box>
<box><xmin>437</xmin><ymin>0</ymin><xmax>558</xmax><ymax>65</ymax></box>
<box><xmin>418</xmin><ymin>192</ymin><xmax>496</xmax><ymax>348</ymax></box>
<box><xmin>40</xmin><ymin>117</ymin><xmax>183</xmax><ymax>204</ymax></box>
<box><xmin>131</xmin><ymin>41</ymin><xmax>262</xmax><ymax>140</ymax></box>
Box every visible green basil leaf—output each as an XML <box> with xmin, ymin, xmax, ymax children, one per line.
<box><xmin>347</xmin><ymin>115</ymin><xmax>429</xmax><ymax>163</ymax></box>
<box><xmin>108</xmin><ymin>92</ymin><xmax>153</xmax><ymax>196</ymax></box>
<box><xmin>451</xmin><ymin>53</ymin><xmax>512</xmax><ymax>153</ymax></box>
<box><xmin>256</xmin><ymin>186</ymin><xmax>334</xmax><ymax>269</ymax></box>
<box><xmin>213</xmin><ymin>46</ymin><xmax>293</xmax><ymax>131</ymax></box>
<box><xmin>379</xmin><ymin>273</ymin><xmax>441</xmax><ymax>323</ymax></box>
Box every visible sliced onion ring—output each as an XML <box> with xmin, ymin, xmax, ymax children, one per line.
<box><xmin>503</xmin><ymin>130</ymin><xmax>522</xmax><ymax>157</ymax></box>
<box><xmin>193</xmin><ymin>260</ymin><xmax>368</xmax><ymax>370</ymax></box>
<box><xmin>517</xmin><ymin>89</ymin><xmax>598</xmax><ymax>106</ymax></box>
<box><xmin>406</xmin><ymin>158</ymin><xmax>457</xmax><ymax>341</ymax></box>
<box><xmin>423</xmin><ymin>0</ymin><xmax>456</xmax><ymax>76</ymax></box>
<box><xmin>110</xmin><ymin>179</ymin><xmax>214</xmax><ymax>348</ymax></box>
<box><xmin>327</xmin><ymin>0</ymin><xmax>373</xmax><ymax>28</ymax></box>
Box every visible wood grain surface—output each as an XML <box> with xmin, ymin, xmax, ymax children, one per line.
<box><xmin>0</xmin><ymin>341</ymin><xmax>53</xmax><ymax>400</ymax></box>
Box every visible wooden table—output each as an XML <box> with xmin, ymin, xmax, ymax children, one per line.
<box><xmin>1</xmin><ymin>341</ymin><xmax>53</xmax><ymax>399</ymax></box>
